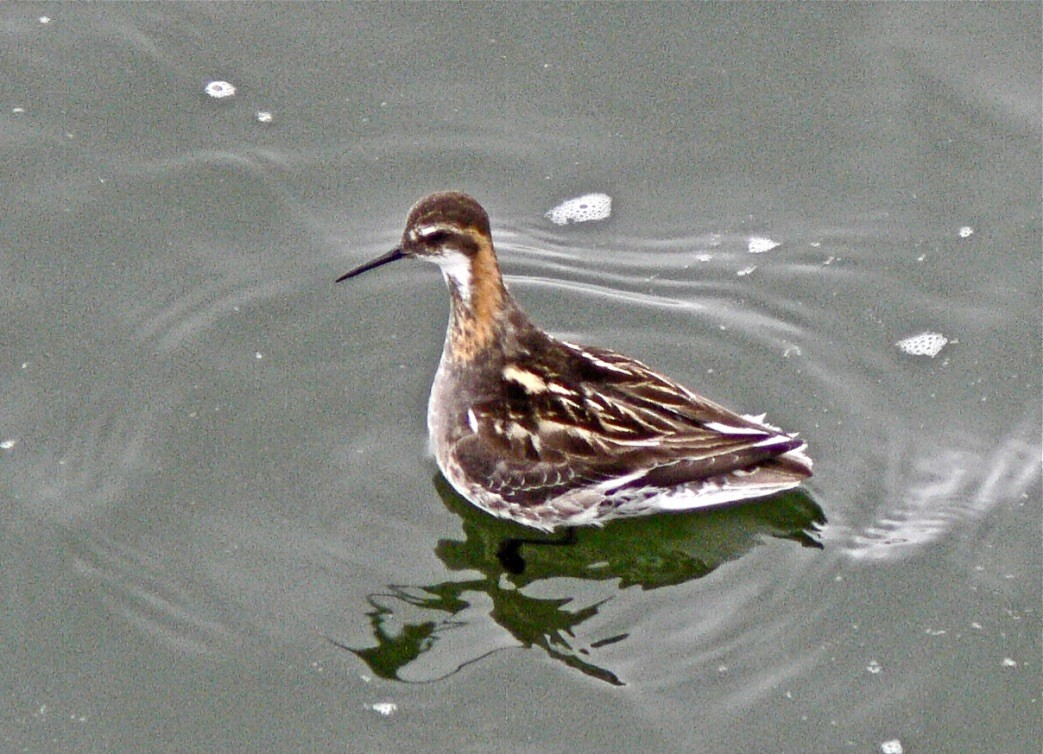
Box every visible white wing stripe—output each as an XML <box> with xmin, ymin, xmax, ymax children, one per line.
<box><xmin>703</xmin><ymin>421</ymin><xmax>769</xmax><ymax>436</ymax></box>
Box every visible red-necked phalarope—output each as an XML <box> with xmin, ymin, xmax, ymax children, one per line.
<box><xmin>338</xmin><ymin>191</ymin><xmax>812</xmax><ymax>532</ymax></box>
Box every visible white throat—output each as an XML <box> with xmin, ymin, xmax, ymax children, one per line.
<box><xmin>436</xmin><ymin>250</ymin><xmax>472</xmax><ymax>306</ymax></box>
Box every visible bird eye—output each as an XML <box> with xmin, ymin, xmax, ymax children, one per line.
<box><xmin>423</xmin><ymin>230</ymin><xmax>450</xmax><ymax>244</ymax></box>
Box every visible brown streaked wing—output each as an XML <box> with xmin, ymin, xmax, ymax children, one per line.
<box><xmin>531</xmin><ymin>342</ymin><xmax>788</xmax><ymax>457</ymax></box>
<box><xmin>455</xmin><ymin>339</ymin><xmax>804</xmax><ymax>507</ymax></box>
<box><xmin>449</xmin><ymin>429</ymin><xmax>610</xmax><ymax>507</ymax></box>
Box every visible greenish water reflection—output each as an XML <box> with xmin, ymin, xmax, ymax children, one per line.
<box><xmin>337</xmin><ymin>477</ymin><xmax>825</xmax><ymax>686</ymax></box>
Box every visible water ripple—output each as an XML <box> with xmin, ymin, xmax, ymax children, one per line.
<box><xmin>844</xmin><ymin>412</ymin><xmax>1041</xmax><ymax>561</ymax></box>
<box><xmin>70</xmin><ymin>535</ymin><xmax>236</xmax><ymax>658</ymax></box>
<box><xmin>134</xmin><ymin>277</ymin><xmax>297</xmax><ymax>354</ymax></box>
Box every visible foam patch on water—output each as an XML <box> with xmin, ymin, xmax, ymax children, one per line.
<box><xmin>545</xmin><ymin>193</ymin><xmax>612</xmax><ymax>225</ymax></box>
<box><xmin>896</xmin><ymin>332</ymin><xmax>949</xmax><ymax>357</ymax></box>
<box><xmin>370</xmin><ymin>701</ymin><xmax>397</xmax><ymax>716</ymax></box>
<box><xmin>204</xmin><ymin>80</ymin><xmax>236</xmax><ymax>99</ymax></box>
<box><xmin>747</xmin><ymin>236</ymin><xmax>780</xmax><ymax>253</ymax></box>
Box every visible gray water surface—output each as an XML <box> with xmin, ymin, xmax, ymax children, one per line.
<box><xmin>2</xmin><ymin>4</ymin><xmax>1040</xmax><ymax>752</ymax></box>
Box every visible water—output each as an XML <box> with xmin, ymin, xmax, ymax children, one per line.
<box><xmin>2</xmin><ymin>4</ymin><xmax>1039</xmax><ymax>752</ymax></box>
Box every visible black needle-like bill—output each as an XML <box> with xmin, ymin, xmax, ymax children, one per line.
<box><xmin>335</xmin><ymin>247</ymin><xmax>406</xmax><ymax>282</ymax></box>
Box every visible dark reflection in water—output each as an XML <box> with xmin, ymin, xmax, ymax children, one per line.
<box><xmin>335</xmin><ymin>476</ymin><xmax>825</xmax><ymax>686</ymax></box>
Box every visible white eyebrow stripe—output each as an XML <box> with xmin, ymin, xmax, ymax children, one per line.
<box><xmin>414</xmin><ymin>223</ymin><xmax>455</xmax><ymax>239</ymax></box>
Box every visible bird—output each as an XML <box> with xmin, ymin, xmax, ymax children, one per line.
<box><xmin>337</xmin><ymin>191</ymin><xmax>812</xmax><ymax>534</ymax></box>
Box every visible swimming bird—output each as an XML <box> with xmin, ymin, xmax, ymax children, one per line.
<box><xmin>337</xmin><ymin>191</ymin><xmax>812</xmax><ymax>533</ymax></box>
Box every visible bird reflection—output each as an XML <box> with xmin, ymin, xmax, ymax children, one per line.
<box><xmin>333</xmin><ymin>475</ymin><xmax>825</xmax><ymax>687</ymax></box>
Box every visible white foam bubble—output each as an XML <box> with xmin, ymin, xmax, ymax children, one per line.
<box><xmin>747</xmin><ymin>235</ymin><xmax>780</xmax><ymax>253</ymax></box>
<box><xmin>896</xmin><ymin>332</ymin><xmax>949</xmax><ymax>357</ymax></box>
<box><xmin>205</xmin><ymin>80</ymin><xmax>236</xmax><ymax>99</ymax></box>
<box><xmin>545</xmin><ymin>193</ymin><xmax>612</xmax><ymax>225</ymax></box>
<box><xmin>370</xmin><ymin>702</ymin><xmax>397</xmax><ymax>716</ymax></box>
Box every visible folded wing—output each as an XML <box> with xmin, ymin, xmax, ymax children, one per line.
<box><xmin>456</xmin><ymin>340</ymin><xmax>811</xmax><ymax>508</ymax></box>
